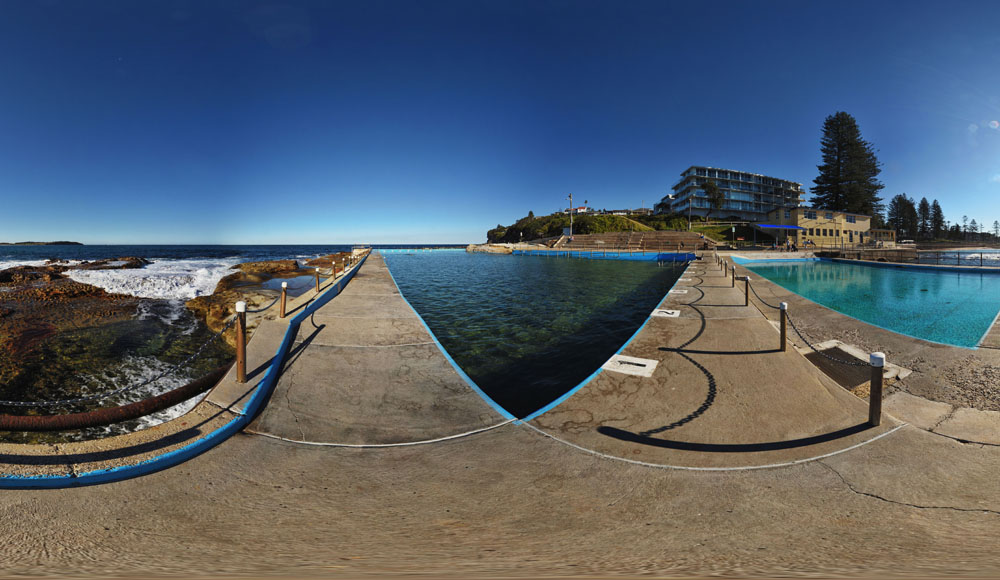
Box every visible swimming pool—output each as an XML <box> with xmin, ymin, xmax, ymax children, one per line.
<box><xmin>740</xmin><ymin>259</ymin><xmax>1000</xmax><ymax>348</ymax></box>
<box><xmin>383</xmin><ymin>250</ymin><xmax>685</xmax><ymax>416</ymax></box>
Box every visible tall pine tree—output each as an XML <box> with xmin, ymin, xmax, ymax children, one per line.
<box><xmin>812</xmin><ymin>112</ymin><xmax>884</xmax><ymax>218</ymax></box>
<box><xmin>930</xmin><ymin>200</ymin><xmax>945</xmax><ymax>239</ymax></box>
<box><xmin>917</xmin><ymin>197</ymin><xmax>931</xmax><ymax>240</ymax></box>
<box><xmin>887</xmin><ymin>194</ymin><xmax>918</xmax><ymax>238</ymax></box>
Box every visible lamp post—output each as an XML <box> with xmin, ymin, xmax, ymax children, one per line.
<box><xmin>567</xmin><ymin>193</ymin><xmax>573</xmax><ymax>239</ymax></box>
<box><xmin>566</xmin><ymin>193</ymin><xmax>587</xmax><ymax>240</ymax></box>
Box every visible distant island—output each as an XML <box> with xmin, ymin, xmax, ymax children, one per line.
<box><xmin>0</xmin><ymin>241</ymin><xmax>83</xmax><ymax>246</ymax></box>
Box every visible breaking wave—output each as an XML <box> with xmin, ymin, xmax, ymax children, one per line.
<box><xmin>67</xmin><ymin>258</ymin><xmax>242</xmax><ymax>300</ymax></box>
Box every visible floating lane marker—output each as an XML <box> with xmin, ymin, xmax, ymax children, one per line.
<box><xmin>652</xmin><ymin>309</ymin><xmax>681</xmax><ymax>318</ymax></box>
<box><xmin>668</xmin><ymin>289</ymin><xmax>688</xmax><ymax>294</ymax></box>
<box><xmin>602</xmin><ymin>355</ymin><xmax>659</xmax><ymax>378</ymax></box>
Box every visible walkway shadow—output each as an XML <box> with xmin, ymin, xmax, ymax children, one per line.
<box><xmin>597</xmin><ymin>422</ymin><xmax>873</xmax><ymax>453</ymax></box>
<box><xmin>279</xmin><ymin>315</ymin><xmax>326</xmax><ymax>374</ymax></box>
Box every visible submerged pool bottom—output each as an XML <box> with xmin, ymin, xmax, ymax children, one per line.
<box><xmin>742</xmin><ymin>259</ymin><xmax>1000</xmax><ymax>348</ymax></box>
<box><xmin>384</xmin><ymin>251</ymin><xmax>686</xmax><ymax>417</ymax></box>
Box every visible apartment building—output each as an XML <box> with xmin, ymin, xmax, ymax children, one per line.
<box><xmin>668</xmin><ymin>166</ymin><xmax>804</xmax><ymax>222</ymax></box>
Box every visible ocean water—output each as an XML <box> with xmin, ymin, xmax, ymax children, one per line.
<box><xmin>916</xmin><ymin>249</ymin><xmax>1000</xmax><ymax>266</ymax></box>
<box><xmin>743</xmin><ymin>259</ymin><xmax>1000</xmax><ymax>348</ymax></box>
<box><xmin>0</xmin><ymin>244</ymin><xmax>463</xmax><ymax>299</ymax></box>
<box><xmin>383</xmin><ymin>250</ymin><xmax>685</xmax><ymax>417</ymax></box>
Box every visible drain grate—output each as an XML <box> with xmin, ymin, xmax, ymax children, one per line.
<box><xmin>804</xmin><ymin>347</ymin><xmax>870</xmax><ymax>390</ymax></box>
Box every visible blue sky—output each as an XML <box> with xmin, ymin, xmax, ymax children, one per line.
<box><xmin>2</xmin><ymin>0</ymin><xmax>1000</xmax><ymax>244</ymax></box>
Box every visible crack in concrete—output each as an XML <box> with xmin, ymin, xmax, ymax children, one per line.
<box><xmin>929</xmin><ymin>405</ymin><xmax>958</xmax><ymax>432</ymax></box>
<box><xmin>283</xmin><ymin>384</ymin><xmax>306</xmax><ymax>441</ymax></box>
<box><xmin>818</xmin><ymin>460</ymin><xmax>1000</xmax><ymax>516</ymax></box>
<box><xmin>275</xmin><ymin>365</ymin><xmax>306</xmax><ymax>441</ymax></box>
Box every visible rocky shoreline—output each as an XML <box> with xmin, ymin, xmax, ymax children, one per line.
<box><xmin>185</xmin><ymin>253</ymin><xmax>351</xmax><ymax>346</ymax></box>
<box><xmin>0</xmin><ymin>252</ymin><xmax>352</xmax><ymax>417</ymax></box>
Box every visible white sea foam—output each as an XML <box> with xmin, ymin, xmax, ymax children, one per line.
<box><xmin>68</xmin><ymin>258</ymin><xmax>241</xmax><ymax>300</ymax></box>
<box><xmin>0</xmin><ymin>259</ymin><xmax>83</xmax><ymax>270</ymax></box>
<box><xmin>80</xmin><ymin>355</ymin><xmax>208</xmax><ymax>432</ymax></box>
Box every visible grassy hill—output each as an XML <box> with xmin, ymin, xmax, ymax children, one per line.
<box><xmin>487</xmin><ymin>212</ymin><xmax>689</xmax><ymax>243</ymax></box>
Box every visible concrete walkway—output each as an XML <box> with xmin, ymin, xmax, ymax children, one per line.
<box><xmin>247</xmin><ymin>254</ymin><xmax>509</xmax><ymax>445</ymax></box>
<box><xmin>1</xmin><ymin>253</ymin><xmax>998</xmax><ymax>577</ymax></box>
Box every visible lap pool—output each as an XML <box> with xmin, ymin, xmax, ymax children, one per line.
<box><xmin>382</xmin><ymin>249</ymin><xmax>686</xmax><ymax>416</ymax></box>
<box><xmin>738</xmin><ymin>259</ymin><xmax>1000</xmax><ymax>348</ymax></box>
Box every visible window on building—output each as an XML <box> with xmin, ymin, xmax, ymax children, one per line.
<box><xmin>808</xmin><ymin>228</ymin><xmax>813</xmax><ymax>235</ymax></box>
<box><xmin>822</xmin><ymin>228</ymin><xmax>828</xmax><ymax>236</ymax></box>
<box><xmin>805</xmin><ymin>210</ymin><xmax>817</xmax><ymax>219</ymax></box>
<box><xmin>836</xmin><ymin>230</ymin><xmax>840</xmax><ymax>237</ymax></box>
<box><xmin>846</xmin><ymin>215</ymin><xmax>856</xmax><ymax>224</ymax></box>
<box><xmin>825</xmin><ymin>212</ymin><xmax>833</xmax><ymax>219</ymax></box>
<box><xmin>784</xmin><ymin>210</ymin><xmax>790</xmax><ymax>219</ymax></box>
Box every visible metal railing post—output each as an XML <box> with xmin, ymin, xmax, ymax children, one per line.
<box><xmin>869</xmin><ymin>352</ymin><xmax>885</xmax><ymax>426</ymax></box>
<box><xmin>731</xmin><ymin>265</ymin><xmax>736</xmax><ymax>287</ymax></box>
<box><xmin>279</xmin><ymin>282</ymin><xmax>287</xmax><ymax>318</ymax></box>
<box><xmin>235</xmin><ymin>301</ymin><xmax>247</xmax><ymax>384</ymax></box>
<box><xmin>780</xmin><ymin>302</ymin><xmax>787</xmax><ymax>351</ymax></box>
<box><xmin>314</xmin><ymin>267</ymin><xmax>321</xmax><ymax>292</ymax></box>
<box><xmin>744</xmin><ymin>276</ymin><xmax>750</xmax><ymax>307</ymax></box>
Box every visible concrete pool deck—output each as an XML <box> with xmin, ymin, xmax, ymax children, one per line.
<box><xmin>0</xmin><ymin>252</ymin><xmax>999</xmax><ymax>577</ymax></box>
<box><xmin>528</xmin><ymin>256</ymin><xmax>901</xmax><ymax>468</ymax></box>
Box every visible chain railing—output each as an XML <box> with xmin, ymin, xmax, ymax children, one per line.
<box><xmin>743</xmin><ymin>278</ymin><xmax>870</xmax><ymax>367</ymax></box>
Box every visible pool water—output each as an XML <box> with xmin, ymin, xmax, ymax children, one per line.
<box><xmin>743</xmin><ymin>259</ymin><xmax>1000</xmax><ymax>348</ymax></box>
<box><xmin>383</xmin><ymin>250</ymin><xmax>685</xmax><ymax>417</ymax></box>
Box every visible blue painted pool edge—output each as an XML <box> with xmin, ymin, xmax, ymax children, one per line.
<box><xmin>0</xmin><ymin>254</ymin><xmax>370</xmax><ymax>489</ymax></box>
<box><xmin>513</xmin><ymin>249</ymin><xmax>695</xmax><ymax>262</ymax></box>
<box><xmin>379</xmin><ymin>252</ymin><xmax>517</xmax><ymax>422</ymax></box>
<box><xmin>730</xmin><ymin>256</ymin><xmax>820</xmax><ymax>264</ymax></box>
<box><xmin>520</xmin><ymin>258</ymin><xmax>697</xmax><ymax>422</ymax></box>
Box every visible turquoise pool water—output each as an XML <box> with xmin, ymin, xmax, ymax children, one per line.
<box><xmin>382</xmin><ymin>250</ymin><xmax>685</xmax><ymax>416</ymax></box>
<box><xmin>742</xmin><ymin>259</ymin><xmax>1000</xmax><ymax>348</ymax></box>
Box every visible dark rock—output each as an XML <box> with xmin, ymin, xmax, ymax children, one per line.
<box><xmin>232</xmin><ymin>259</ymin><xmax>299</xmax><ymax>275</ymax></box>
<box><xmin>0</xmin><ymin>265</ymin><xmax>67</xmax><ymax>285</ymax></box>
<box><xmin>73</xmin><ymin>257</ymin><xmax>151</xmax><ymax>270</ymax></box>
<box><xmin>305</xmin><ymin>253</ymin><xmax>350</xmax><ymax>269</ymax></box>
